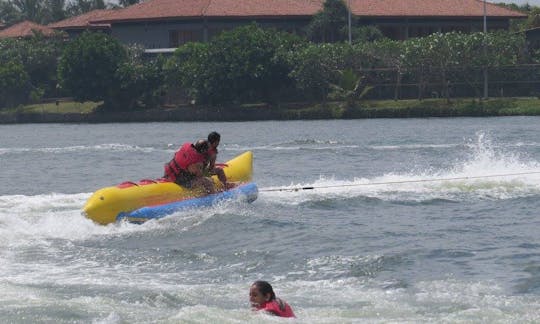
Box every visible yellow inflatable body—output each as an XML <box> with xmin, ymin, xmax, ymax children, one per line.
<box><xmin>83</xmin><ymin>151</ymin><xmax>253</xmax><ymax>225</ymax></box>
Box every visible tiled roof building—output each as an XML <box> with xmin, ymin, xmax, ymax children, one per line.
<box><xmin>48</xmin><ymin>9</ymin><xmax>111</xmax><ymax>30</ymax></box>
<box><xmin>50</xmin><ymin>0</ymin><xmax>527</xmax><ymax>50</ymax></box>
<box><xmin>94</xmin><ymin>0</ymin><xmax>524</xmax><ymax>22</ymax></box>
<box><xmin>0</xmin><ymin>20</ymin><xmax>57</xmax><ymax>39</ymax></box>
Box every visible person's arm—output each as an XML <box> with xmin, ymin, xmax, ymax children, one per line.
<box><xmin>208</xmin><ymin>153</ymin><xmax>217</xmax><ymax>170</ymax></box>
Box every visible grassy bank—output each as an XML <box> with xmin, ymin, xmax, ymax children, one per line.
<box><xmin>1</xmin><ymin>101</ymin><xmax>99</xmax><ymax>114</ymax></box>
<box><xmin>289</xmin><ymin>97</ymin><xmax>540</xmax><ymax>119</ymax></box>
<box><xmin>363</xmin><ymin>97</ymin><xmax>540</xmax><ymax>116</ymax></box>
<box><xmin>1</xmin><ymin>97</ymin><xmax>539</xmax><ymax>123</ymax></box>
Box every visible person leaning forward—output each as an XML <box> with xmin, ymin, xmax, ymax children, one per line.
<box><xmin>204</xmin><ymin>131</ymin><xmax>230</xmax><ymax>189</ymax></box>
<box><xmin>163</xmin><ymin>139</ymin><xmax>215</xmax><ymax>194</ymax></box>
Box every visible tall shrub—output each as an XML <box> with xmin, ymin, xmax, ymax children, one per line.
<box><xmin>58</xmin><ymin>31</ymin><xmax>127</xmax><ymax>109</ymax></box>
<box><xmin>0</xmin><ymin>60</ymin><xmax>30</xmax><ymax>108</ymax></box>
<box><xmin>288</xmin><ymin>42</ymin><xmax>357</xmax><ymax>101</ymax></box>
<box><xmin>166</xmin><ymin>24</ymin><xmax>302</xmax><ymax>105</ymax></box>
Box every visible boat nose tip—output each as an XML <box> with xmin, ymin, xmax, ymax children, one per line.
<box><xmin>82</xmin><ymin>199</ymin><xmax>98</xmax><ymax>219</ymax></box>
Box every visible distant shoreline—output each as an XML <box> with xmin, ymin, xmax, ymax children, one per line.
<box><xmin>1</xmin><ymin>98</ymin><xmax>539</xmax><ymax>124</ymax></box>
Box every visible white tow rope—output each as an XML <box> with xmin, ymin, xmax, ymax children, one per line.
<box><xmin>259</xmin><ymin>171</ymin><xmax>540</xmax><ymax>192</ymax></box>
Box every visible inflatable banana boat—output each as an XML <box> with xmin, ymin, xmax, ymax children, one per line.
<box><xmin>82</xmin><ymin>151</ymin><xmax>257</xmax><ymax>225</ymax></box>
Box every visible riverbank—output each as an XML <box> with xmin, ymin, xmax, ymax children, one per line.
<box><xmin>1</xmin><ymin>97</ymin><xmax>539</xmax><ymax>123</ymax></box>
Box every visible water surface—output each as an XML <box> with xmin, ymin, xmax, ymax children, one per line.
<box><xmin>1</xmin><ymin>118</ymin><xmax>540</xmax><ymax>322</ymax></box>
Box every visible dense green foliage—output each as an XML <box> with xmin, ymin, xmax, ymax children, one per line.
<box><xmin>65</xmin><ymin>0</ymin><xmax>106</xmax><ymax>17</ymax></box>
<box><xmin>399</xmin><ymin>31</ymin><xmax>527</xmax><ymax>100</ymax></box>
<box><xmin>57</xmin><ymin>33</ymin><xmax>164</xmax><ymax>111</ymax></box>
<box><xmin>496</xmin><ymin>3</ymin><xmax>540</xmax><ymax>30</ymax></box>
<box><xmin>1</xmin><ymin>13</ymin><xmax>539</xmax><ymax>111</ymax></box>
<box><xmin>114</xmin><ymin>45</ymin><xmax>166</xmax><ymax>110</ymax></box>
<box><xmin>0</xmin><ymin>34</ymin><xmax>64</xmax><ymax>107</ymax></box>
<box><xmin>0</xmin><ymin>60</ymin><xmax>30</xmax><ymax>108</ymax></box>
<box><xmin>58</xmin><ymin>31</ymin><xmax>127</xmax><ymax>107</ymax></box>
<box><xmin>287</xmin><ymin>43</ymin><xmax>360</xmax><ymax>100</ymax></box>
<box><xmin>306</xmin><ymin>0</ymin><xmax>350</xmax><ymax>43</ymax></box>
<box><xmin>166</xmin><ymin>24</ymin><xmax>303</xmax><ymax>104</ymax></box>
<box><xmin>305</xmin><ymin>0</ymin><xmax>384</xmax><ymax>43</ymax></box>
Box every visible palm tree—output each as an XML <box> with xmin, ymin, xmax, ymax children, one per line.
<box><xmin>10</xmin><ymin>0</ymin><xmax>45</xmax><ymax>23</ymax></box>
<box><xmin>329</xmin><ymin>68</ymin><xmax>373</xmax><ymax>107</ymax></box>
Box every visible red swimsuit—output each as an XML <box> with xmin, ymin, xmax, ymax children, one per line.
<box><xmin>256</xmin><ymin>298</ymin><xmax>295</xmax><ymax>318</ymax></box>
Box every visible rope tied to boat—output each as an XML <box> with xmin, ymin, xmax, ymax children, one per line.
<box><xmin>259</xmin><ymin>170</ymin><xmax>540</xmax><ymax>192</ymax></box>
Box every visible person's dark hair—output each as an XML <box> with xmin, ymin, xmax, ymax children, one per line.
<box><xmin>193</xmin><ymin>139</ymin><xmax>209</xmax><ymax>153</ymax></box>
<box><xmin>208</xmin><ymin>131</ymin><xmax>221</xmax><ymax>144</ymax></box>
<box><xmin>252</xmin><ymin>280</ymin><xmax>276</xmax><ymax>301</ymax></box>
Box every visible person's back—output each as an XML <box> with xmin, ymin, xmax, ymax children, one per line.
<box><xmin>164</xmin><ymin>140</ymin><xmax>215</xmax><ymax>194</ymax></box>
<box><xmin>256</xmin><ymin>298</ymin><xmax>295</xmax><ymax>318</ymax></box>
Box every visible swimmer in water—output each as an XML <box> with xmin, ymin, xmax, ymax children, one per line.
<box><xmin>249</xmin><ymin>280</ymin><xmax>295</xmax><ymax>318</ymax></box>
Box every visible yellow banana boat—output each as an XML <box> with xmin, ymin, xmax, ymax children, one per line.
<box><xmin>83</xmin><ymin>151</ymin><xmax>255</xmax><ymax>225</ymax></box>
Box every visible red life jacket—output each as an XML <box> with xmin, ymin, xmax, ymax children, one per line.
<box><xmin>256</xmin><ymin>298</ymin><xmax>295</xmax><ymax>318</ymax></box>
<box><xmin>164</xmin><ymin>142</ymin><xmax>205</xmax><ymax>181</ymax></box>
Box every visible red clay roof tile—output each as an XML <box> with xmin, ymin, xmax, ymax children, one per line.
<box><xmin>353</xmin><ymin>0</ymin><xmax>526</xmax><ymax>18</ymax></box>
<box><xmin>96</xmin><ymin>0</ymin><xmax>211</xmax><ymax>22</ymax></box>
<box><xmin>204</xmin><ymin>0</ymin><xmax>323</xmax><ymax>17</ymax></box>
<box><xmin>0</xmin><ymin>20</ymin><xmax>56</xmax><ymax>38</ymax></box>
<box><xmin>48</xmin><ymin>9</ymin><xmax>111</xmax><ymax>29</ymax></box>
<box><xmin>93</xmin><ymin>0</ymin><xmax>526</xmax><ymax>23</ymax></box>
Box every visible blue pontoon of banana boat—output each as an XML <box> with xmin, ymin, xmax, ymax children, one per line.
<box><xmin>82</xmin><ymin>151</ymin><xmax>257</xmax><ymax>225</ymax></box>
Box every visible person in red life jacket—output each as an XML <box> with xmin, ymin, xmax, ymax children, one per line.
<box><xmin>249</xmin><ymin>280</ymin><xmax>296</xmax><ymax>318</ymax></box>
<box><xmin>204</xmin><ymin>131</ymin><xmax>229</xmax><ymax>189</ymax></box>
<box><xmin>163</xmin><ymin>139</ymin><xmax>215</xmax><ymax>194</ymax></box>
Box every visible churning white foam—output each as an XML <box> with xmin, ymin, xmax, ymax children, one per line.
<box><xmin>261</xmin><ymin>132</ymin><xmax>540</xmax><ymax>204</ymax></box>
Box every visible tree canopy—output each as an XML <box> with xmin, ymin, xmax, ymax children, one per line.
<box><xmin>57</xmin><ymin>31</ymin><xmax>127</xmax><ymax>106</ymax></box>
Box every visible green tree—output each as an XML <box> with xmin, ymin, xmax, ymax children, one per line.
<box><xmin>66</xmin><ymin>0</ymin><xmax>105</xmax><ymax>16</ymax></box>
<box><xmin>465</xmin><ymin>31</ymin><xmax>526</xmax><ymax>98</ymax></box>
<box><xmin>0</xmin><ymin>0</ymin><xmax>23</xmax><ymax>25</ymax></box>
<box><xmin>114</xmin><ymin>45</ymin><xmax>166</xmax><ymax>110</ymax></box>
<box><xmin>401</xmin><ymin>37</ymin><xmax>433</xmax><ymax>100</ymax></box>
<box><xmin>328</xmin><ymin>68</ymin><xmax>373</xmax><ymax>106</ymax></box>
<box><xmin>1</xmin><ymin>0</ymin><xmax>68</xmax><ymax>24</ymax></box>
<box><xmin>9</xmin><ymin>0</ymin><xmax>46</xmax><ymax>23</ymax></box>
<box><xmin>58</xmin><ymin>31</ymin><xmax>127</xmax><ymax>108</ymax></box>
<box><xmin>400</xmin><ymin>31</ymin><xmax>526</xmax><ymax>100</ymax></box>
<box><xmin>166</xmin><ymin>24</ymin><xmax>302</xmax><ymax>105</ymax></box>
<box><xmin>0</xmin><ymin>34</ymin><xmax>63</xmax><ymax>103</ymax></box>
<box><xmin>288</xmin><ymin>43</ymin><xmax>354</xmax><ymax>101</ymax></box>
<box><xmin>44</xmin><ymin>0</ymin><xmax>66</xmax><ymax>23</ymax></box>
<box><xmin>164</xmin><ymin>41</ymin><xmax>210</xmax><ymax>102</ymax></box>
<box><xmin>0</xmin><ymin>60</ymin><xmax>30</xmax><ymax>108</ymax></box>
<box><xmin>351</xmin><ymin>26</ymin><xmax>384</xmax><ymax>43</ymax></box>
<box><xmin>306</xmin><ymin>0</ymin><xmax>349</xmax><ymax>43</ymax></box>
<box><xmin>118</xmin><ymin>0</ymin><xmax>140</xmax><ymax>7</ymax></box>
<box><xmin>21</xmin><ymin>34</ymin><xmax>64</xmax><ymax>98</ymax></box>
<box><xmin>363</xmin><ymin>39</ymin><xmax>405</xmax><ymax>99</ymax></box>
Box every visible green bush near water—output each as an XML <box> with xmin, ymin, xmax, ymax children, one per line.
<box><xmin>2</xmin><ymin>98</ymin><xmax>540</xmax><ymax>121</ymax></box>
